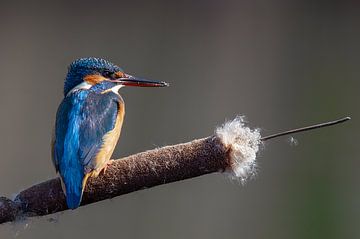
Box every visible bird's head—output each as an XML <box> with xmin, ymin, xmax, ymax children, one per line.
<box><xmin>64</xmin><ymin>57</ymin><xmax>168</xmax><ymax>96</ymax></box>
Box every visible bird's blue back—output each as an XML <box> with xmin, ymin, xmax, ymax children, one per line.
<box><xmin>53</xmin><ymin>88</ymin><xmax>121</xmax><ymax>209</ymax></box>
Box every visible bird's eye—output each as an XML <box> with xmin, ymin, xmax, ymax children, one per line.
<box><xmin>103</xmin><ymin>70</ymin><xmax>115</xmax><ymax>79</ymax></box>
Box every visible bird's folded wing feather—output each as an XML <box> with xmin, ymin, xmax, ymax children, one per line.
<box><xmin>52</xmin><ymin>91</ymin><xmax>119</xmax><ymax>173</ymax></box>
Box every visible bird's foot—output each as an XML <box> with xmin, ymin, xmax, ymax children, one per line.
<box><xmin>100</xmin><ymin>160</ymin><xmax>114</xmax><ymax>175</ymax></box>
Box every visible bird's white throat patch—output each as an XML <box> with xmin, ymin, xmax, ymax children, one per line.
<box><xmin>67</xmin><ymin>82</ymin><xmax>124</xmax><ymax>96</ymax></box>
<box><xmin>67</xmin><ymin>82</ymin><xmax>92</xmax><ymax>96</ymax></box>
<box><xmin>110</xmin><ymin>85</ymin><xmax>124</xmax><ymax>95</ymax></box>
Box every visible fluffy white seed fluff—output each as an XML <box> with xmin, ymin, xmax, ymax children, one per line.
<box><xmin>216</xmin><ymin>116</ymin><xmax>261</xmax><ymax>182</ymax></box>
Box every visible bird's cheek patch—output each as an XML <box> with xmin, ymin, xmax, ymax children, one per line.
<box><xmin>84</xmin><ymin>74</ymin><xmax>107</xmax><ymax>85</ymax></box>
<box><xmin>114</xmin><ymin>71</ymin><xmax>125</xmax><ymax>78</ymax></box>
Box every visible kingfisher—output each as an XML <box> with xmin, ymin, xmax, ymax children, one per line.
<box><xmin>52</xmin><ymin>57</ymin><xmax>168</xmax><ymax>209</ymax></box>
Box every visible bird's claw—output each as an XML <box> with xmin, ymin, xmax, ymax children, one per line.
<box><xmin>100</xmin><ymin>160</ymin><xmax>114</xmax><ymax>175</ymax></box>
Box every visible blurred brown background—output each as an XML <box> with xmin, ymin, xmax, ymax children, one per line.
<box><xmin>0</xmin><ymin>0</ymin><xmax>359</xmax><ymax>238</ymax></box>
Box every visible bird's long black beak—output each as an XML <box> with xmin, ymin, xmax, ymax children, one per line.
<box><xmin>112</xmin><ymin>74</ymin><xmax>169</xmax><ymax>87</ymax></box>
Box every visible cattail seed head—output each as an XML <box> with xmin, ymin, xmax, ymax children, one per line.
<box><xmin>216</xmin><ymin>116</ymin><xmax>262</xmax><ymax>182</ymax></box>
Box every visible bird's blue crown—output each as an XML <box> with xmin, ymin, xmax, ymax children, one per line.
<box><xmin>64</xmin><ymin>57</ymin><xmax>123</xmax><ymax>96</ymax></box>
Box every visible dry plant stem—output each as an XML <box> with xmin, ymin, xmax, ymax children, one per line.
<box><xmin>0</xmin><ymin>116</ymin><xmax>349</xmax><ymax>225</ymax></box>
<box><xmin>0</xmin><ymin>136</ymin><xmax>229</xmax><ymax>224</ymax></box>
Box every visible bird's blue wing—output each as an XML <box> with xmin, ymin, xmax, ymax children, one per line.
<box><xmin>53</xmin><ymin>90</ymin><xmax>119</xmax><ymax>209</ymax></box>
<box><xmin>78</xmin><ymin>92</ymin><xmax>119</xmax><ymax>169</ymax></box>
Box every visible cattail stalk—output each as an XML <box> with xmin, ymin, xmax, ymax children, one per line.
<box><xmin>0</xmin><ymin>116</ymin><xmax>349</xmax><ymax>224</ymax></box>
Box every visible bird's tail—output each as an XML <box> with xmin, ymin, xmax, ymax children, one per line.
<box><xmin>62</xmin><ymin>173</ymin><xmax>85</xmax><ymax>210</ymax></box>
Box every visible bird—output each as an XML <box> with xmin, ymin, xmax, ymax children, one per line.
<box><xmin>52</xmin><ymin>57</ymin><xmax>168</xmax><ymax>209</ymax></box>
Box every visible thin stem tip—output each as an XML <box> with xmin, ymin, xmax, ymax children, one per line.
<box><xmin>261</xmin><ymin>116</ymin><xmax>351</xmax><ymax>141</ymax></box>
